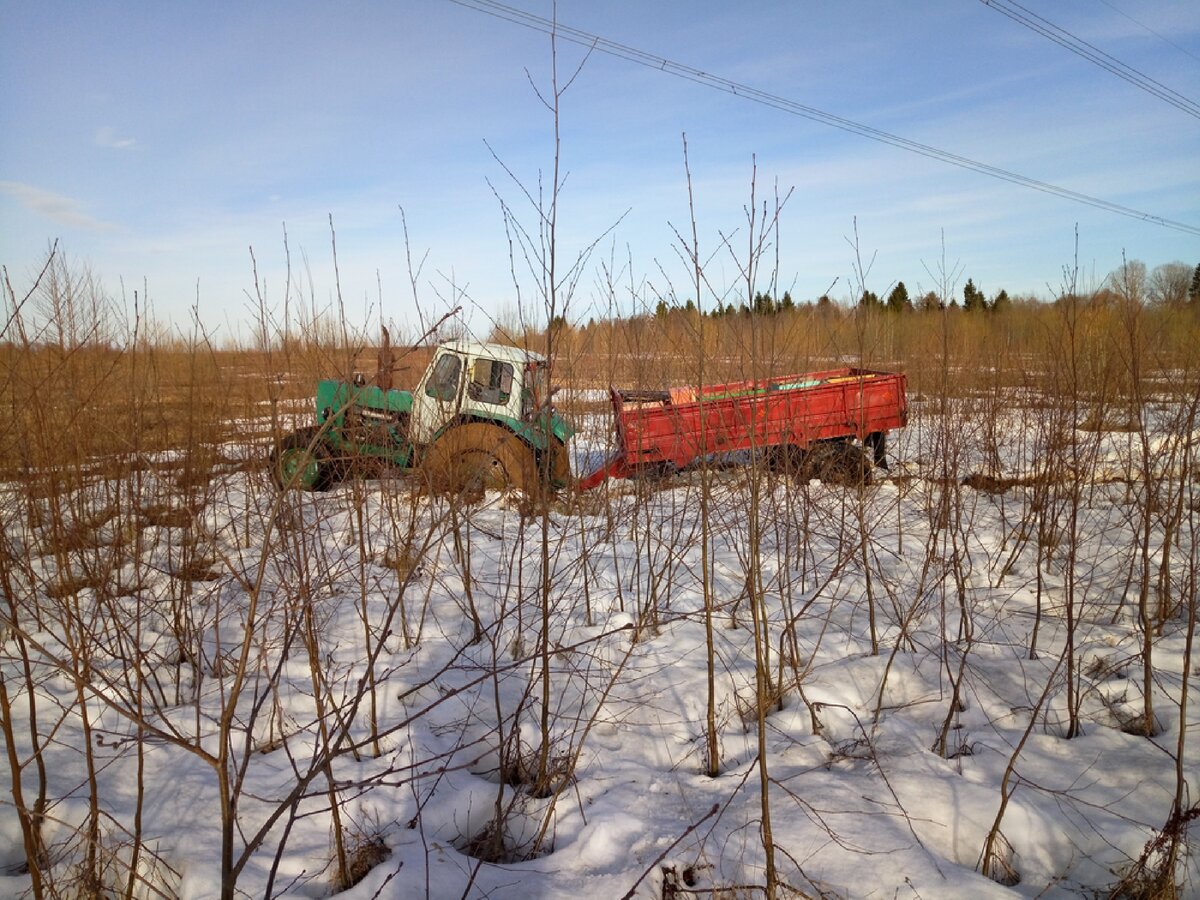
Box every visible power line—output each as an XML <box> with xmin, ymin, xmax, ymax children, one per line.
<box><xmin>979</xmin><ymin>0</ymin><xmax>1200</xmax><ymax>120</ymax></box>
<box><xmin>1095</xmin><ymin>0</ymin><xmax>1200</xmax><ymax>66</ymax></box>
<box><xmin>447</xmin><ymin>0</ymin><xmax>1200</xmax><ymax>238</ymax></box>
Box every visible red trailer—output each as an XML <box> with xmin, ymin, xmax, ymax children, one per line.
<box><xmin>578</xmin><ymin>367</ymin><xmax>907</xmax><ymax>490</ymax></box>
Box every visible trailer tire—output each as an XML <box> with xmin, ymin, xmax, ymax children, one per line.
<box><xmin>423</xmin><ymin>423</ymin><xmax>540</xmax><ymax>502</ymax></box>
<box><xmin>864</xmin><ymin>431</ymin><xmax>889</xmax><ymax>471</ymax></box>
<box><xmin>270</xmin><ymin>427</ymin><xmax>334</xmax><ymax>491</ymax></box>
<box><xmin>768</xmin><ymin>444</ymin><xmax>808</xmax><ymax>478</ymax></box>
<box><xmin>800</xmin><ymin>441</ymin><xmax>873</xmax><ymax>486</ymax></box>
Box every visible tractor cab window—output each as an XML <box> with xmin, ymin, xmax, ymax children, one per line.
<box><xmin>468</xmin><ymin>358</ymin><xmax>514</xmax><ymax>405</ymax></box>
<box><xmin>425</xmin><ymin>353</ymin><xmax>462</xmax><ymax>402</ymax></box>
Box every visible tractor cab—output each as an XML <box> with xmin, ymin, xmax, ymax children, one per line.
<box><xmin>409</xmin><ymin>341</ymin><xmax>569</xmax><ymax>449</ymax></box>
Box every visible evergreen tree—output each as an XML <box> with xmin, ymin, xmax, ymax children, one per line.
<box><xmin>654</xmin><ymin>299</ymin><xmax>669</xmax><ymax>319</ymax></box>
<box><xmin>886</xmin><ymin>281</ymin><xmax>911</xmax><ymax>312</ymax></box>
<box><xmin>963</xmin><ymin>278</ymin><xmax>987</xmax><ymax>312</ymax></box>
<box><xmin>779</xmin><ymin>291</ymin><xmax>795</xmax><ymax>312</ymax></box>
<box><xmin>1190</xmin><ymin>263</ymin><xmax>1200</xmax><ymax>304</ymax></box>
<box><xmin>753</xmin><ymin>291</ymin><xmax>775</xmax><ymax>315</ymax></box>
<box><xmin>859</xmin><ymin>289</ymin><xmax>881</xmax><ymax>309</ymax></box>
<box><xmin>991</xmin><ymin>289</ymin><xmax>1010</xmax><ymax>312</ymax></box>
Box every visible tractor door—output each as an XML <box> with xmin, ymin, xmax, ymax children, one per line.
<box><xmin>411</xmin><ymin>349</ymin><xmax>466</xmax><ymax>445</ymax></box>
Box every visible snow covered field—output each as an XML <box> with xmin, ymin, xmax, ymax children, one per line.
<box><xmin>1</xmin><ymin>395</ymin><xmax>1197</xmax><ymax>899</ymax></box>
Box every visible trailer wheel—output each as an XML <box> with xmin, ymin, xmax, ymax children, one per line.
<box><xmin>270</xmin><ymin>427</ymin><xmax>334</xmax><ymax>491</ymax></box>
<box><xmin>768</xmin><ymin>444</ymin><xmax>808</xmax><ymax>477</ymax></box>
<box><xmin>804</xmin><ymin>441</ymin><xmax>873</xmax><ymax>486</ymax></box>
<box><xmin>423</xmin><ymin>423</ymin><xmax>540</xmax><ymax>502</ymax></box>
<box><xmin>631</xmin><ymin>460</ymin><xmax>674</xmax><ymax>482</ymax></box>
<box><xmin>864</xmin><ymin>431</ymin><xmax>889</xmax><ymax>471</ymax></box>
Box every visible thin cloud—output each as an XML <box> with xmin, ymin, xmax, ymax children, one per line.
<box><xmin>0</xmin><ymin>181</ymin><xmax>117</xmax><ymax>232</ymax></box>
<box><xmin>94</xmin><ymin>125</ymin><xmax>136</xmax><ymax>150</ymax></box>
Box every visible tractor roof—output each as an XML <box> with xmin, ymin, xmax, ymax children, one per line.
<box><xmin>439</xmin><ymin>340</ymin><xmax>547</xmax><ymax>365</ymax></box>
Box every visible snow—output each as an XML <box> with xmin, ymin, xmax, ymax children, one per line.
<box><xmin>1</xmin><ymin>397</ymin><xmax>1197</xmax><ymax>899</ymax></box>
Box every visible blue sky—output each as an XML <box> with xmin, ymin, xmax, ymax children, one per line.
<box><xmin>2</xmin><ymin>0</ymin><xmax>1198</xmax><ymax>337</ymax></box>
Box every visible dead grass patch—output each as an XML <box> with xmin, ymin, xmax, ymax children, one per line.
<box><xmin>40</xmin><ymin>523</ymin><xmax>101</xmax><ymax>556</ymax></box>
<box><xmin>1078</xmin><ymin>409</ymin><xmax>1142</xmax><ymax>432</ymax></box>
<box><xmin>377</xmin><ymin>545</ymin><xmax>423</xmax><ymax>579</ymax></box>
<box><xmin>138</xmin><ymin>503</ymin><xmax>200</xmax><ymax>529</ymax></box>
<box><xmin>333</xmin><ymin>833</ymin><xmax>391</xmax><ymax>893</ymax></box>
<box><xmin>45</xmin><ymin>571</ymin><xmax>107</xmax><ymax>600</ymax></box>
<box><xmin>172</xmin><ymin>556</ymin><xmax>223</xmax><ymax>583</ymax></box>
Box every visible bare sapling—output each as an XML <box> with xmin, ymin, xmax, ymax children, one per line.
<box><xmin>679</xmin><ymin>133</ymin><xmax>721</xmax><ymax>778</ymax></box>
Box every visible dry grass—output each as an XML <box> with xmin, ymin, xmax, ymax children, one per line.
<box><xmin>332</xmin><ymin>830</ymin><xmax>392</xmax><ymax>892</ymax></box>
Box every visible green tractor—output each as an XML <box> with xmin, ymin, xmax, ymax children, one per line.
<box><xmin>270</xmin><ymin>340</ymin><xmax>573</xmax><ymax>498</ymax></box>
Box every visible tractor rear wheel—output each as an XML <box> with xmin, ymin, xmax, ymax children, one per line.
<box><xmin>422</xmin><ymin>423</ymin><xmax>540</xmax><ymax>502</ymax></box>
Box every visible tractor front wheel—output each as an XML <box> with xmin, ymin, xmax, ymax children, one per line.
<box><xmin>270</xmin><ymin>428</ymin><xmax>334</xmax><ymax>491</ymax></box>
